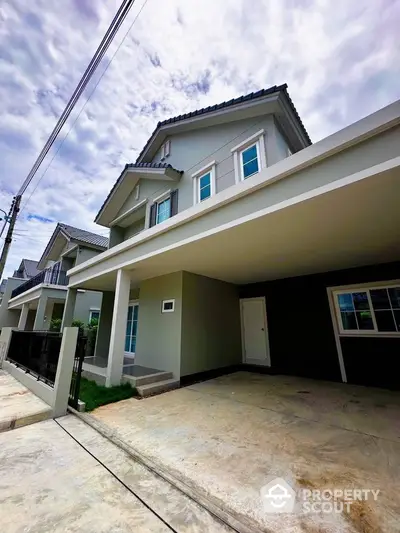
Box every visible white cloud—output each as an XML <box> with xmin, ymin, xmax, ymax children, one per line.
<box><xmin>0</xmin><ymin>0</ymin><xmax>399</xmax><ymax>277</ymax></box>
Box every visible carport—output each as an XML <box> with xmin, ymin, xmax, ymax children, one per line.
<box><xmin>91</xmin><ymin>371</ymin><xmax>400</xmax><ymax>532</ymax></box>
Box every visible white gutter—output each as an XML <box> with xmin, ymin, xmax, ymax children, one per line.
<box><xmin>68</xmin><ymin>99</ymin><xmax>400</xmax><ymax>278</ymax></box>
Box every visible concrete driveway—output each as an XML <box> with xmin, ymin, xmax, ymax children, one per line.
<box><xmin>91</xmin><ymin>372</ymin><xmax>400</xmax><ymax>533</ymax></box>
<box><xmin>0</xmin><ymin>415</ymin><xmax>233</xmax><ymax>533</ymax></box>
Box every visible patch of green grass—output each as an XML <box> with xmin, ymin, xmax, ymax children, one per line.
<box><xmin>79</xmin><ymin>377</ymin><xmax>136</xmax><ymax>412</ymax></box>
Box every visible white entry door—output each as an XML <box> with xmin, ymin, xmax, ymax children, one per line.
<box><xmin>240</xmin><ymin>297</ymin><xmax>270</xmax><ymax>366</ymax></box>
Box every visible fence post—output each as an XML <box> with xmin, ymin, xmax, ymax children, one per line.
<box><xmin>0</xmin><ymin>327</ymin><xmax>14</xmax><ymax>368</ymax></box>
<box><xmin>52</xmin><ymin>327</ymin><xmax>78</xmax><ymax>418</ymax></box>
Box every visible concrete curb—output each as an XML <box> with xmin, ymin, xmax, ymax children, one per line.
<box><xmin>68</xmin><ymin>407</ymin><xmax>267</xmax><ymax>533</ymax></box>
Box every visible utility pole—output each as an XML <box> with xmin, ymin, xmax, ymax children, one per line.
<box><xmin>0</xmin><ymin>0</ymin><xmax>135</xmax><ymax>281</ymax></box>
<box><xmin>0</xmin><ymin>195</ymin><xmax>21</xmax><ymax>279</ymax></box>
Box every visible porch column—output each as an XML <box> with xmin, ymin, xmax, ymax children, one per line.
<box><xmin>61</xmin><ymin>288</ymin><xmax>77</xmax><ymax>329</ymax></box>
<box><xmin>33</xmin><ymin>295</ymin><xmax>48</xmax><ymax>330</ymax></box>
<box><xmin>94</xmin><ymin>292</ymin><xmax>114</xmax><ymax>360</ymax></box>
<box><xmin>17</xmin><ymin>303</ymin><xmax>29</xmax><ymax>330</ymax></box>
<box><xmin>106</xmin><ymin>269</ymin><xmax>130</xmax><ymax>387</ymax></box>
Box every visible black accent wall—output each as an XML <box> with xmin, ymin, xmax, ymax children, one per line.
<box><xmin>239</xmin><ymin>261</ymin><xmax>400</xmax><ymax>389</ymax></box>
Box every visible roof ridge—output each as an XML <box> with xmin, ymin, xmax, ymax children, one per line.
<box><xmin>135</xmin><ymin>83</ymin><xmax>308</xmax><ymax>163</ymax></box>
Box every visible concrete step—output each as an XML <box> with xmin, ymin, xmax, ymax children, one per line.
<box><xmin>136</xmin><ymin>378</ymin><xmax>180</xmax><ymax>398</ymax></box>
<box><xmin>122</xmin><ymin>371</ymin><xmax>173</xmax><ymax>388</ymax></box>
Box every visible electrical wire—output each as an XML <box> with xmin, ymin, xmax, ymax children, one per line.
<box><xmin>17</xmin><ymin>0</ymin><xmax>136</xmax><ymax>198</ymax></box>
<box><xmin>20</xmin><ymin>0</ymin><xmax>150</xmax><ymax>216</ymax></box>
<box><xmin>118</xmin><ymin>115</ymin><xmax>267</xmax><ymax>207</ymax></box>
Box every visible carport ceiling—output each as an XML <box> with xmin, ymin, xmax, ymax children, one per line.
<box><xmin>126</xmin><ymin>166</ymin><xmax>400</xmax><ymax>285</ymax></box>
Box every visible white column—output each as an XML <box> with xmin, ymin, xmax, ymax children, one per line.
<box><xmin>0</xmin><ymin>327</ymin><xmax>14</xmax><ymax>368</ymax></box>
<box><xmin>61</xmin><ymin>288</ymin><xmax>77</xmax><ymax>329</ymax></box>
<box><xmin>53</xmin><ymin>326</ymin><xmax>79</xmax><ymax>418</ymax></box>
<box><xmin>33</xmin><ymin>295</ymin><xmax>48</xmax><ymax>330</ymax></box>
<box><xmin>18</xmin><ymin>304</ymin><xmax>29</xmax><ymax>330</ymax></box>
<box><xmin>106</xmin><ymin>269</ymin><xmax>130</xmax><ymax>387</ymax></box>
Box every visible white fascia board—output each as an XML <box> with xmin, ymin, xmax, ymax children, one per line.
<box><xmin>67</xmin><ymin>101</ymin><xmax>400</xmax><ymax>279</ymax></box>
<box><xmin>61</xmin><ymin>244</ymin><xmax>78</xmax><ymax>258</ymax></box>
<box><xmin>68</xmin><ymin>154</ymin><xmax>400</xmax><ymax>288</ymax></box>
<box><xmin>8</xmin><ymin>283</ymin><xmax>68</xmax><ymax>309</ymax></box>
<box><xmin>110</xmin><ymin>198</ymin><xmax>148</xmax><ymax>227</ymax></box>
<box><xmin>8</xmin><ymin>285</ymin><xmax>43</xmax><ymax>308</ymax></box>
<box><xmin>68</xmin><ymin>155</ymin><xmax>400</xmax><ymax>288</ymax></box>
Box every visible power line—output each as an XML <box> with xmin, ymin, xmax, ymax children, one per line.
<box><xmin>0</xmin><ymin>0</ymin><xmax>138</xmax><ymax>280</ymax></box>
<box><xmin>17</xmin><ymin>0</ymin><xmax>136</xmax><ymax>197</ymax></box>
<box><xmin>20</xmin><ymin>0</ymin><xmax>149</xmax><ymax>216</ymax></box>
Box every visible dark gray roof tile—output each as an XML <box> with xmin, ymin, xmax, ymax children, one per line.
<box><xmin>59</xmin><ymin>223</ymin><xmax>109</xmax><ymax>248</ymax></box>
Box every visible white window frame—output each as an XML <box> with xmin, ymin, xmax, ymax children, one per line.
<box><xmin>231</xmin><ymin>129</ymin><xmax>267</xmax><ymax>184</ymax></box>
<box><xmin>125</xmin><ymin>300</ymin><xmax>139</xmax><ymax>357</ymax></box>
<box><xmin>89</xmin><ymin>308</ymin><xmax>100</xmax><ymax>322</ymax></box>
<box><xmin>191</xmin><ymin>161</ymin><xmax>216</xmax><ymax>205</ymax></box>
<box><xmin>161</xmin><ymin>139</ymin><xmax>170</xmax><ymax>159</ymax></box>
<box><xmin>331</xmin><ymin>280</ymin><xmax>400</xmax><ymax>337</ymax></box>
<box><xmin>153</xmin><ymin>190</ymin><xmax>172</xmax><ymax>225</ymax></box>
<box><xmin>161</xmin><ymin>299</ymin><xmax>175</xmax><ymax>313</ymax></box>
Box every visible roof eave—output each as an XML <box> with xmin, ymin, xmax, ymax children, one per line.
<box><xmin>136</xmin><ymin>92</ymin><xmax>283</xmax><ymax>164</ymax></box>
<box><xmin>37</xmin><ymin>225</ymin><xmax>69</xmax><ymax>270</ymax></box>
<box><xmin>95</xmin><ymin>166</ymin><xmax>182</xmax><ymax>227</ymax></box>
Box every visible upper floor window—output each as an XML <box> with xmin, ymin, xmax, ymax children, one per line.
<box><xmin>161</xmin><ymin>140</ymin><xmax>170</xmax><ymax>159</ymax></box>
<box><xmin>241</xmin><ymin>144</ymin><xmax>259</xmax><ymax>179</ymax></box>
<box><xmin>231</xmin><ymin>129</ymin><xmax>267</xmax><ymax>183</ymax></box>
<box><xmin>157</xmin><ymin>196</ymin><xmax>171</xmax><ymax>224</ymax></box>
<box><xmin>149</xmin><ymin>189</ymin><xmax>178</xmax><ymax>227</ymax></box>
<box><xmin>333</xmin><ymin>283</ymin><xmax>400</xmax><ymax>335</ymax></box>
<box><xmin>191</xmin><ymin>161</ymin><xmax>216</xmax><ymax>205</ymax></box>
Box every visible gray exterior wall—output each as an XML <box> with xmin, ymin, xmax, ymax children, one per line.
<box><xmin>75</xmin><ymin>123</ymin><xmax>400</xmax><ymax>282</ymax></box>
<box><xmin>109</xmin><ymin>226</ymin><xmax>124</xmax><ymax>248</ymax></box>
<box><xmin>135</xmin><ymin>272</ymin><xmax>183</xmax><ymax>377</ymax></box>
<box><xmin>275</xmin><ymin>123</ymin><xmax>290</xmax><ymax>160</ymax></box>
<box><xmin>180</xmin><ymin>272</ymin><xmax>242</xmax><ymax>376</ymax></box>
<box><xmin>124</xmin><ymin>219</ymin><xmax>145</xmax><ymax>240</ymax></box>
<box><xmin>75</xmin><ymin>247</ymin><xmax>102</xmax><ymax>266</ymax></box>
<box><xmin>25</xmin><ymin>309</ymin><xmax>35</xmax><ymax>330</ymax></box>
<box><xmin>112</xmin><ymin>114</ymin><xmax>292</xmax><ymax>245</ymax></box>
<box><xmin>73</xmin><ymin>290</ymin><xmax>102</xmax><ymax>325</ymax></box>
<box><xmin>0</xmin><ymin>278</ymin><xmax>24</xmax><ymax>329</ymax></box>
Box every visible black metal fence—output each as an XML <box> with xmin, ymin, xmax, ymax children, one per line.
<box><xmin>7</xmin><ymin>330</ymin><xmax>62</xmax><ymax>387</ymax></box>
<box><xmin>11</xmin><ymin>268</ymin><xmax>68</xmax><ymax>299</ymax></box>
<box><xmin>68</xmin><ymin>335</ymin><xmax>87</xmax><ymax>409</ymax></box>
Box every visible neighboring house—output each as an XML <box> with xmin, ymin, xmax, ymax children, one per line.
<box><xmin>0</xmin><ymin>223</ymin><xmax>108</xmax><ymax>332</ymax></box>
<box><xmin>0</xmin><ymin>279</ymin><xmax>8</xmax><ymax>304</ymax></box>
<box><xmin>13</xmin><ymin>258</ymin><xmax>41</xmax><ymax>280</ymax></box>
<box><xmin>63</xmin><ymin>84</ymin><xmax>400</xmax><ymax>394</ymax></box>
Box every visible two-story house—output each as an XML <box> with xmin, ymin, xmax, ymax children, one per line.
<box><xmin>64</xmin><ymin>84</ymin><xmax>400</xmax><ymax>395</ymax></box>
<box><xmin>0</xmin><ymin>223</ymin><xmax>107</xmax><ymax>332</ymax></box>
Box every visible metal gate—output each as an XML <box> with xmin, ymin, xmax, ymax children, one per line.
<box><xmin>68</xmin><ymin>335</ymin><xmax>87</xmax><ymax>409</ymax></box>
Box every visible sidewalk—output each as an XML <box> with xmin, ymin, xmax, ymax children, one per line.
<box><xmin>0</xmin><ymin>370</ymin><xmax>51</xmax><ymax>432</ymax></box>
<box><xmin>0</xmin><ymin>415</ymin><xmax>233</xmax><ymax>533</ymax></box>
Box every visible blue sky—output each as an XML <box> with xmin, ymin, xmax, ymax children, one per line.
<box><xmin>0</xmin><ymin>0</ymin><xmax>399</xmax><ymax>277</ymax></box>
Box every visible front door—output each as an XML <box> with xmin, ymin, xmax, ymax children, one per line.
<box><xmin>240</xmin><ymin>297</ymin><xmax>270</xmax><ymax>365</ymax></box>
<box><xmin>125</xmin><ymin>303</ymin><xmax>139</xmax><ymax>358</ymax></box>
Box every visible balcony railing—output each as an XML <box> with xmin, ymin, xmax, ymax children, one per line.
<box><xmin>11</xmin><ymin>268</ymin><xmax>68</xmax><ymax>299</ymax></box>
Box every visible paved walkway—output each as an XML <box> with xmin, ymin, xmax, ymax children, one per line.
<box><xmin>91</xmin><ymin>372</ymin><xmax>400</xmax><ymax>533</ymax></box>
<box><xmin>0</xmin><ymin>370</ymin><xmax>51</xmax><ymax>432</ymax></box>
<box><xmin>0</xmin><ymin>415</ymin><xmax>233</xmax><ymax>533</ymax></box>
